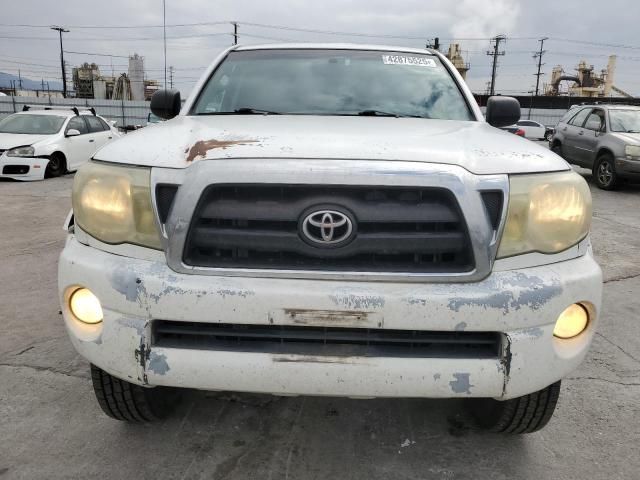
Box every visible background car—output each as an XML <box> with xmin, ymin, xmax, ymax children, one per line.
<box><xmin>509</xmin><ymin>120</ymin><xmax>547</xmax><ymax>140</ymax></box>
<box><xmin>500</xmin><ymin>125</ymin><xmax>526</xmax><ymax>137</ymax></box>
<box><xmin>0</xmin><ymin>106</ymin><xmax>120</xmax><ymax>181</ymax></box>
<box><xmin>550</xmin><ymin>104</ymin><xmax>640</xmax><ymax>189</ymax></box>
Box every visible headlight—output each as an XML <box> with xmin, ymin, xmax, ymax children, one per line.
<box><xmin>625</xmin><ymin>145</ymin><xmax>640</xmax><ymax>158</ymax></box>
<box><xmin>7</xmin><ymin>145</ymin><xmax>35</xmax><ymax>157</ymax></box>
<box><xmin>72</xmin><ymin>161</ymin><xmax>161</xmax><ymax>249</ymax></box>
<box><xmin>497</xmin><ymin>171</ymin><xmax>592</xmax><ymax>258</ymax></box>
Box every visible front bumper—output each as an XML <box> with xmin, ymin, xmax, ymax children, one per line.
<box><xmin>615</xmin><ymin>156</ymin><xmax>640</xmax><ymax>178</ymax></box>
<box><xmin>59</xmin><ymin>236</ymin><xmax>602</xmax><ymax>400</ymax></box>
<box><xmin>0</xmin><ymin>153</ymin><xmax>47</xmax><ymax>181</ymax></box>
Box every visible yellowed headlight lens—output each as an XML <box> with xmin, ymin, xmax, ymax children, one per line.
<box><xmin>69</xmin><ymin>288</ymin><xmax>103</xmax><ymax>324</ymax></box>
<box><xmin>498</xmin><ymin>171</ymin><xmax>592</xmax><ymax>258</ymax></box>
<box><xmin>554</xmin><ymin>303</ymin><xmax>589</xmax><ymax>339</ymax></box>
<box><xmin>72</xmin><ymin>161</ymin><xmax>161</xmax><ymax>249</ymax></box>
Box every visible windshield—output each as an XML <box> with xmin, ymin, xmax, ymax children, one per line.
<box><xmin>192</xmin><ymin>49</ymin><xmax>473</xmax><ymax>120</ymax></box>
<box><xmin>609</xmin><ymin>109</ymin><xmax>640</xmax><ymax>133</ymax></box>
<box><xmin>0</xmin><ymin>114</ymin><xmax>66</xmax><ymax>135</ymax></box>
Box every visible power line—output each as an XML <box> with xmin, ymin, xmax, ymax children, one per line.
<box><xmin>64</xmin><ymin>50</ymin><xmax>130</xmax><ymax>58</ymax></box>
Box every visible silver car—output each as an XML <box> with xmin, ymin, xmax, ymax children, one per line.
<box><xmin>551</xmin><ymin>104</ymin><xmax>640</xmax><ymax>189</ymax></box>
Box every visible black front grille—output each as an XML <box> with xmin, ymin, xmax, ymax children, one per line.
<box><xmin>183</xmin><ymin>185</ymin><xmax>474</xmax><ymax>273</ymax></box>
<box><xmin>156</xmin><ymin>184</ymin><xmax>179</xmax><ymax>223</ymax></box>
<box><xmin>152</xmin><ymin>321</ymin><xmax>501</xmax><ymax>359</ymax></box>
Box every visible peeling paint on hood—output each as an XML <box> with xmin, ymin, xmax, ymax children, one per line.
<box><xmin>93</xmin><ymin>115</ymin><xmax>570</xmax><ymax>175</ymax></box>
<box><xmin>185</xmin><ymin>138</ymin><xmax>259</xmax><ymax>162</ymax></box>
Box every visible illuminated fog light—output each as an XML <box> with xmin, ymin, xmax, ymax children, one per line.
<box><xmin>69</xmin><ymin>288</ymin><xmax>103</xmax><ymax>324</ymax></box>
<box><xmin>554</xmin><ymin>304</ymin><xmax>588</xmax><ymax>339</ymax></box>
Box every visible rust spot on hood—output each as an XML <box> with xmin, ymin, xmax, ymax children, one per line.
<box><xmin>185</xmin><ymin>138</ymin><xmax>258</xmax><ymax>162</ymax></box>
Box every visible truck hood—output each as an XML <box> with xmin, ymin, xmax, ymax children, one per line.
<box><xmin>0</xmin><ymin>133</ymin><xmax>51</xmax><ymax>150</ymax></box>
<box><xmin>94</xmin><ymin>115</ymin><xmax>569</xmax><ymax>175</ymax></box>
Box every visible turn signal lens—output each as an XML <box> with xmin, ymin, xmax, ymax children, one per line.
<box><xmin>69</xmin><ymin>288</ymin><xmax>103</xmax><ymax>324</ymax></box>
<box><xmin>553</xmin><ymin>304</ymin><xmax>588</xmax><ymax>339</ymax></box>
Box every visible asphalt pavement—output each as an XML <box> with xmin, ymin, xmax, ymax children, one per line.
<box><xmin>1</xmin><ymin>163</ymin><xmax>639</xmax><ymax>480</ymax></box>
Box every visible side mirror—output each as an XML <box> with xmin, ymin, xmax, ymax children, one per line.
<box><xmin>66</xmin><ymin>129</ymin><xmax>81</xmax><ymax>137</ymax></box>
<box><xmin>485</xmin><ymin>96</ymin><xmax>521</xmax><ymax>128</ymax></box>
<box><xmin>151</xmin><ymin>89</ymin><xmax>181</xmax><ymax>120</ymax></box>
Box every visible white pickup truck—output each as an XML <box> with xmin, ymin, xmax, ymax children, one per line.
<box><xmin>58</xmin><ymin>44</ymin><xmax>602</xmax><ymax>433</ymax></box>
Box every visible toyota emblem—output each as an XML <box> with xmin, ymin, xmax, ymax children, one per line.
<box><xmin>301</xmin><ymin>209</ymin><xmax>354</xmax><ymax>246</ymax></box>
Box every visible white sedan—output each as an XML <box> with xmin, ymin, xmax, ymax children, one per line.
<box><xmin>511</xmin><ymin>120</ymin><xmax>547</xmax><ymax>140</ymax></box>
<box><xmin>0</xmin><ymin>107</ymin><xmax>120</xmax><ymax>181</ymax></box>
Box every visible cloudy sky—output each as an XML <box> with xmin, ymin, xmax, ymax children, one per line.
<box><xmin>1</xmin><ymin>0</ymin><xmax>639</xmax><ymax>97</ymax></box>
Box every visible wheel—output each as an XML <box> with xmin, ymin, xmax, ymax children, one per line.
<box><xmin>90</xmin><ymin>364</ymin><xmax>181</xmax><ymax>422</ymax></box>
<box><xmin>45</xmin><ymin>152</ymin><xmax>66</xmax><ymax>178</ymax></box>
<box><xmin>470</xmin><ymin>381</ymin><xmax>561</xmax><ymax>434</ymax></box>
<box><xmin>545</xmin><ymin>131</ymin><xmax>554</xmax><ymax>142</ymax></box>
<box><xmin>594</xmin><ymin>153</ymin><xmax>619</xmax><ymax>190</ymax></box>
<box><xmin>551</xmin><ymin>143</ymin><xmax>563</xmax><ymax>158</ymax></box>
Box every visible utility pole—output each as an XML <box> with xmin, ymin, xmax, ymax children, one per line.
<box><xmin>169</xmin><ymin>66</ymin><xmax>174</xmax><ymax>89</ymax></box>
<box><xmin>51</xmin><ymin>26</ymin><xmax>69</xmax><ymax>97</ymax></box>
<box><xmin>162</xmin><ymin>0</ymin><xmax>167</xmax><ymax>89</ymax></box>
<box><xmin>18</xmin><ymin>70</ymin><xmax>22</xmax><ymax>89</ymax></box>
<box><xmin>533</xmin><ymin>37</ymin><xmax>548</xmax><ymax>97</ymax></box>
<box><xmin>486</xmin><ymin>34</ymin><xmax>506</xmax><ymax>96</ymax></box>
<box><xmin>233</xmin><ymin>22</ymin><xmax>238</xmax><ymax>45</ymax></box>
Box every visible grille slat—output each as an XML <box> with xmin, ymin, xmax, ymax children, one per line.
<box><xmin>191</xmin><ymin>226</ymin><xmax>465</xmax><ymax>258</ymax></box>
<box><xmin>152</xmin><ymin>321</ymin><xmax>501</xmax><ymax>359</ymax></box>
<box><xmin>183</xmin><ymin>185</ymin><xmax>474</xmax><ymax>273</ymax></box>
<box><xmin>199</xmin><ymin>198</ymin><xmax>459</xmax><ymax>223</ymax></box>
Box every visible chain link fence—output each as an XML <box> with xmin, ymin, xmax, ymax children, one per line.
<box><xmin>0</xmin><ymin>95</ymin><xmax>151</xmax><ymax>128</ymax></box>
<box><xmin>3</xmin><ymin>96</ymin><xmax>573</xmax><ymax>129</ymax></box>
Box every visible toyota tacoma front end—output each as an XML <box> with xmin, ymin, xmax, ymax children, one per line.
<box><xmin>58</xmin><ymin>44</ymin><xmax>602</xmax><ymax>432</ymax></box>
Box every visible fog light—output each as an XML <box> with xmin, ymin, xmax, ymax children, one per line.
<box><xmin>554</xmin><ymin>304</ymin><xmax>588</xmax><ymax>339</ymax></box>
<box><xmin>69</xmin><ymin>288</ymin><xmax>103</xmax><ymax>324</ymax></box>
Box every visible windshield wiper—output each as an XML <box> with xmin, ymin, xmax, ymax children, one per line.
<box><xmin>234</xmin><ymin>107</ymin><xmax>282</xmax><ymax>115</ymax></box>
<box><xmin>356</xmin><ymin>110</ymin><xmax>427</xmax><ymax>119</ymax></box>
<box><xmin>196</xmin><ymin>108</ymin><xmax>282</xmax><ymax>115</ymax></box>
<box><xmin>357</xmin><ymin>110</ymin><xmax>400</xmax><ymax>117</ymax></box>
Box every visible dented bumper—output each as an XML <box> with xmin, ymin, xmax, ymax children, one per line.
<box><xmin>0</xmin><ymin>153</ymin><xmax>48</xmax><ymax>181</ymax></box>
<box><xmin>59</xmin><ymin>236</ymin><xmax>602</xmax><ymax>400</ymax></box>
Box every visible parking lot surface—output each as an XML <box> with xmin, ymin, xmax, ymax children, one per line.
<box><xmin>1</xmin><ymin>167</ymin><xmax>639</xmax><ymax>480</ymax></box>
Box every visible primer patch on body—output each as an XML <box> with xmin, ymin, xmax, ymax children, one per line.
<box><xmin>449</xmin><ymin>373</ymin><xmax>473</xmax><ymax>394</ymax></box>
<box><xmin>148</xmin><ymin>352</ymin><xmax>170</xmax><ymax>375</ymax></box>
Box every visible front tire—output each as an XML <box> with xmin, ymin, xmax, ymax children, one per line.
<box><xmin>90</xmin><ymin>364</ymin><xmax>181</xmax><ymax>422</ymax></box>
<box><xmin>545</xmin><ymin>131</ymin><xmax>554</xmax><ymax>142</ymax></box>
<box><xmin>45</xmin><ymin>152</ymin><xmax>66</xmax><ymax>178</ymax></box>
<box><xmin>470</xmin><ymin>381</ymin><xmax>561</xmax><ymax>434</ymax></box>
<box><xmin>594</xmin><ymin>153</ymin><xmax>619</xmax><ymax>190</ymax></box>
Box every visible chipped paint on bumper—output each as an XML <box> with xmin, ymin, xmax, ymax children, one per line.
<box><xmin>59</xmin><ymin>236</ymin><xmax>602</xmax><ymax>399</ymax></box>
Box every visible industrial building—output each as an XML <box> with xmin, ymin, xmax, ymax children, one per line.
<box><xmin>545</xmin><ymin>55</ymin><xmax>632</xmax><ymax>97</ymax></box>
<box><xmin>71</xmin><ymin>54</ymin><xmax>159</xmax><ymax>100</ymax></box>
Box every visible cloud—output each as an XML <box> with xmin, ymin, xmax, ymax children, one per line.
<box><xmin>450</xmin><ymin>0</ymin><xmax>521</xmax><ymax>39</ymax></box>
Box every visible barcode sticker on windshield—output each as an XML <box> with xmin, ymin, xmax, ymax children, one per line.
<box><xmin>382</xmin><ymin>55</ymin><xmax>437</xmax><ymax>67</ymax></box>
